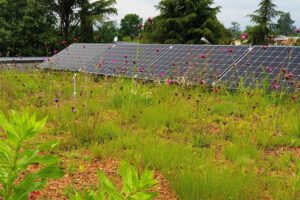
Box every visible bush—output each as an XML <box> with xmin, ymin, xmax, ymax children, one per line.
<box><xmin>0</xmin><ymin>110</ymin><xmax>63</xmax><ymax>200</ymax></box>
<box><xmin>69</xmin><ymin>161</ymin><xmax>158</xmax><ymax>200</ymax></box>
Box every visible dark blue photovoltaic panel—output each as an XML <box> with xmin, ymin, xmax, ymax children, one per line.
<box><xmin>40</xmin><ymin>43</ymin><xmax>113</xmax><ymax>71</ymax></box>
<box><xmin>146</xmin><ymin>45</ymin><xmax>250</xmax><ymax>83</ymax></box>
<box><xmin>86</xmin><ymin>44</ymin><xmax>171</xmax><ymax>78</ymax></box>
<box><xmin>221</xmin><ymin>46</ymin><xmax>300</xmax><ymax>90</ymax></box>
<box><xmin>39</xmin><ymin>43</ymin><xmax>299</xmax><ymax>91</ymax></box>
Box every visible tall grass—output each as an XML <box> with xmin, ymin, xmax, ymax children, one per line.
<box><xmin>0</xmin><ymin>68</ymin><xmax>299</xmax><ymax>199</ymax></box>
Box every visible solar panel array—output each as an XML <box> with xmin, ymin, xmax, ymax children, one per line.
<box><xmin>221</xmin><ymin>46</ymin><xmax>300</xmax><ymax>90</ymax></box>
<box><xmin>40</xmin><ymin>43</ymin><xmax>112</xmax><ymax>71</ymax></box>
<box><xmin>146</xmin><ymin>45</ymin><xmax>249</xmax><ymax>83</ymax></box>
<box><xmin>40</xmin><ymin>43</ymin><xmax>300</xmax><ymax>91</ymax></box>
<box><xmin>86</xmin><ymin>44</ymin><xmax>171</xmax><ymax>78</ymax></box>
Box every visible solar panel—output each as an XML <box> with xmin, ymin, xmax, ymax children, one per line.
<box><xmin>145</xmin><ymin>45</ymin><xmax>250</xmax><ymax>84</ymax></box>
<box><xmin>86</xmin><ymin>44</ymin><xmax>171</xmax><ymax>78</ymax></box>
<box><xmin>221</xmin><ymin>46</ymin><xmax>300</xmax><ymax>90</ymax></box>
<box><xmin>40</xmin><ymin>43</ymin><xmax>113</xmax><ymax>71</ymax></box>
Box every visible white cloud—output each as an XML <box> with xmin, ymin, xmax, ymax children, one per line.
<box><xmin>110</xmin><ymin>0</ymin><xmax>160</xmax><ymax>23</ymax></box>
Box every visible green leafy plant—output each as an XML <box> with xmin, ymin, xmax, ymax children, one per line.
<box><xmin>0</xmin><ymin>110</ymin><xmax>63</xmax><ymax>200</ymax></box>
<box><xmin>69</xmin><ymin>161</ymin><xmax>158</xmax><ymax>200</ymax></box>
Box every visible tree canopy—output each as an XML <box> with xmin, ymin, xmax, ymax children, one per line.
<box><xmin>120</xmin><ymin>14</ymin><xmax>143</xmax><ymax>41</ymax></box>
<box><xmin>0</xmin><ymin>0</ymin><xmax>59</xmax><ymax>56</ymax></box>
<box><xmin>142</xmin><ymin>0</ymin><xmax>231</xmax><ymax>44</ymax></box>
<box><xmin>0</xmin><ymin>0</ymin><xmax>117</xmax><ymax>56</ymax></box>
<box><xmin>276</xmin><ymin>12</ymin><xmax>296</xmax><ymax>36</ymax></box>
<box><xmin>248</xmin><ymin>0</ymin><xmax>280</xmax><ymax>44</ymax></box>
<box><xmin>94</xmin><ymin>21</ymin><xmax>118</xmax><ymax>43</ymax></box>
<box><xmin>229</xmin><ymin>22</ymin><xmax>242</xmax><ymax>39</ymax></box>
<box><xmin>78</xmin><ymin>0</ymin><xmax>117</xmax><ymax>42</ymax></box>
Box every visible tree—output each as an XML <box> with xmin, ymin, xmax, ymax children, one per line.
<box><xmin>276</xmin><ymin>12</ymin><xmax>296</xmax><ymax>36</ymax></box>
<box><xmin>143</xmin><ymin>0</ymin><xmax>231</xmax><ymax>44</ymax></box>
<box><xmin>244</xmin><ymin>25</ymin><xmax>258</xmax><ymax>44</ymax></box>
<box><xmin>248</xmin><ymin>0</ymin><xmax>280</xmax><ymax>44</ymax></box>
<box><xmin>94</xmin><ymin>21</ymin><xmax>119</xmax><ymax>43</ymax></box>
<box><xmin>78</xmin><ymin>0</ymin><xmax>117</xmax><ymax>43</ymax></box>
<box><xmin>47</xmin><ymin>0</ymin><xmax>78</xmax><ymax>41</ymax></box>
<box><xmin>228</xmin><ymin>22</ymin><xmax>242</xmax><ymax>39</ymax></box>
<box><xmin>0</xmin><ymin>0</ymin><xmax>59</xmax><ymax>56</ymax></box>
<box><xmin>120</xmin><ymin>14</ymin><xmax>143</xmax><ymax>41</ymax></box>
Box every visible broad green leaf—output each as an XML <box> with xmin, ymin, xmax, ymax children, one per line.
<box><xmin>131</xmin><ymin>163</ymin><xmax>140</xmax><ymax>190</ymax></box>
<box><xmin>97</xmin><ymin>170</ymin><xmax>115</xmax><ymax>190</ymax></box>
<box><xmin>0</xmin><ymin>141</ymin><xmax>12</xmax><ymax>155</ymax></box>
<box><xmin>97</xmin><ymin>171</ymin><xmax>122</xmax><ymax>199</ymax></box>
<box><xmin>139</xmin><ymin>170</ymin><xmax>158</xmax><ymax>190</ymax></box>
<box><xmin>16</xmin><ymin>149</ymin><xmax>39</xmax><ymax>170</ymax></box>
<box><xmin>119</xmin><ymin>161</ymin><xmax>132</xmax><ymax>193</ymax></box>
<box><xmin>13</xmin><ymin>177</ymin><xmax>46</xmax><ymax>200</ymax></box>
<box><xmin>31</xmin><ymin>155</ymin><xmax>60</xmax><ymax>165</ymax></box>
<box><xmin>0</xmin><ymin>141</ymin><xmax>13</xmax><ymax>165</ymax></box>
<box><xmin>36</xmin><ymin>164</ymin><xmax>64</xmax><ymax>179</ymax></box>
<box><xmin>37</xmin><ymin>141</ymin><xmax>59</xmax><ymax>151</ymax></box>
<box><xmin>13</xmin><ymin>165</ymin><xmax>62</xmax><ymax>199</ymax></box>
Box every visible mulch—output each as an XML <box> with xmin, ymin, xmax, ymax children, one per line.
<box><xmin>37</xmin><ymin>156</ymin><xmax>178</xmax><ymax>200</ymax></box>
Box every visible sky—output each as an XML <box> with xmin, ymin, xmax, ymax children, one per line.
<box><xmin>110</xmin><ymin>0</ymin><xmax>300</xmax><ymax>30</ymax></box>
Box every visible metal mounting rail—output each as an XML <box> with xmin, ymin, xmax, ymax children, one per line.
<box><xmin>0</xmin><ymin>57</ymin><xmax>44</xmax><ymax>63</ymax></box>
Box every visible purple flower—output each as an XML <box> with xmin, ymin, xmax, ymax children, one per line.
<box><xmin>61</xmin><ymin>40</ymin><xmax>67</xmax><ymax>46</ymax></box>
<box><xmin>285</xmin><ymin>72</ymin><xmax>294</xmax><ymax>80</ymax></box>
<box><xmin>72</xmin><ymin>107</ymin><xmax>76</xmax><ymax>113</ymax></box>
<box><xmin>138</xmin><ymin>67</ymin><xmax>145</xmax><ymax>73</ymax></box>
<box><xmin>124</xmin><ymin>54</ymin><xmax>128</xmax><ymax>58</ymax></box>
<box><xmin>266</xmin><ymin>67</ymin><xmax>272</xmax><ymax>73</ymax></box>
<box><xmin>159</xmin><ymin>72</ymin><xmax>165</xmax><ymax>77</ymax></box>
<box><xmin>200</xmin><ymin>54</ymin><xmax>206</xmax><ymax>59</ymax></box>
<box><xmin>98</xmin><ymin>59</ymin><xmax>104</xmax><ymax>67</ymax></box>
<box><xmin>200</xmin><ymin>80</ymin><xmax>206</xmax><ymax>85</ymax></box>
<box><xmin>165</xmin><ymin>79</ymin><xmax>172</xmax><ymax>86</ymax></box>
<box><xmin>54</xmin><ymin>97</ymin><xmax>59</xmax><ymax>103</ymax></box>
<box><xmin>111</xmin><ymin>59</ymin><xmax>117</xmax><ymax>63</ymax></box>
<box><xmin>227</xmin><ymin>48</ymin><xmax>233</xmax><ymax>53</ymax></box>
<box><xmin>272</xmin><ymin>82</ymin><xmax>280</xmax><ymax>90</ymax></box>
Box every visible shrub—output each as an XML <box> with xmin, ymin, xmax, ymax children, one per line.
<box><xmin>0</xmin><ymin>111</ymin><xmax>63</xmax><ymax>200</ymax></box>
<box><xmin>69</xmin><ymin>161</ymin><xmax>158</xmax><ymax>200</ymax></box>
